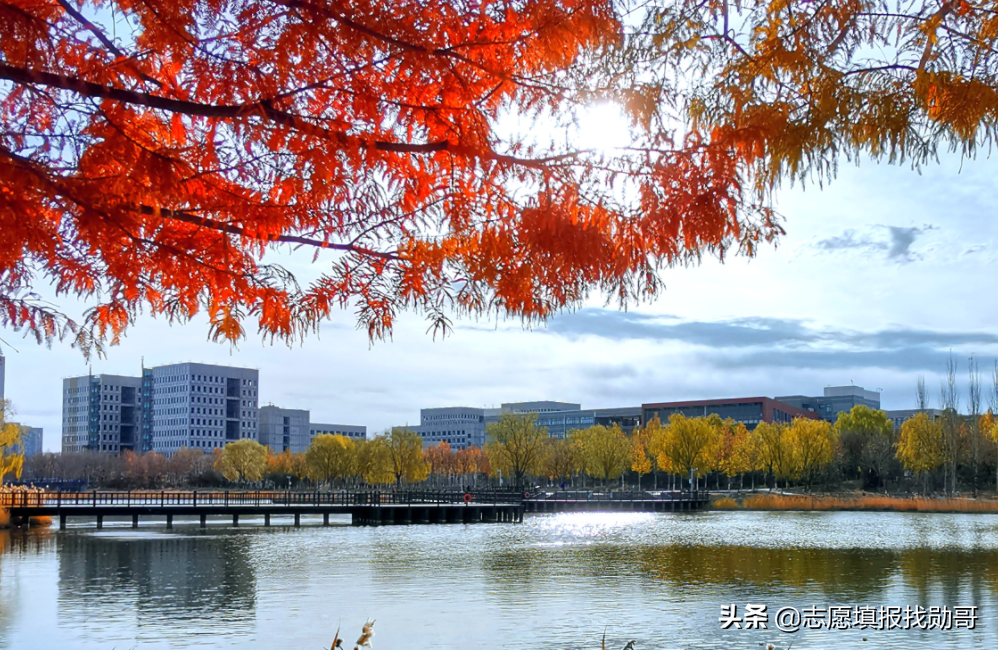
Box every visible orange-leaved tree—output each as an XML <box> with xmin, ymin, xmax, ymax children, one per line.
<box><xmin>0</xmin><ymin>0</ymin><xmax>778</xmax><ymax>355</ymax></box>
<box><xmin>635</xmin><ymin>0</ymin><xmax>998</xmax><ymax>190</ymax></box>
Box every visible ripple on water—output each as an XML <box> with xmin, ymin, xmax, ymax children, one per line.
<box><xmin>0</xmin><ymin>510</ymin><xmax>996</xmax><ymax>650</ymax></box>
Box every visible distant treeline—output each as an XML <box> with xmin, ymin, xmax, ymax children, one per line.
<box><xmin>19</xmin><ymin>404</ymin><xmax>998</xmax><ymax>495</ymax></box>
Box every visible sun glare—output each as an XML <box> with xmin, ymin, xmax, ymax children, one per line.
<box><xmin>574</xmin><ymin>102</ymin><xmax>633</xmax><ymax>154</ymax></box>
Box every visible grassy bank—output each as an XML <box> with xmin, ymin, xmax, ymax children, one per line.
<box><xmin>710</xmin><ymin>493</ymin><xmax>998</xmax><ymax>513</ymax></box>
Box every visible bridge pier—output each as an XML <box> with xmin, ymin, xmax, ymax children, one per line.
<box><xmin>294</xmin><ymin>513</ymin><xmax>301</xmax><ymax>527</ymax></box>
<box><xmin>200</xmin><ymin>514</ymin><xmax>207</xmax><ymax>528</ymax></box>
<box><xmin>96</xmin><ymin>515</ymin><xmax>103</xmax><ymax>529</ymax></box>
<box><xmin>166</xmin><ymin>514</ymin><xmax>173</xmax><ymax>529</ymax></box>
<box><xmin>264</xmin><ymin>514</ymin><xmax>270</xmax><ymax>526</ymax></box>
<box><xmin>233</xmin><ymin>514</ymin><xmax>239</xmax><ymax>527</ymax></box>
<box><xmin>323</xmin><ymin>513</ymin><xmax>329</xmax><ymax>526</ymax></box>
<box><xmin>59</xmin><ymin>515</ymin><xmax>67</xmax><ymax>530</ymax></box>
<box><xmin>132</xmin><ymin>514</ymin><xmax>139</xmax><ymax>528</ymax></box>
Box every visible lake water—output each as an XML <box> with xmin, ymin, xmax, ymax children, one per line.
<box><xmin>1</xmin><ymin>511</ymin><xmax>997</xmax><ymax>649</ymax></box>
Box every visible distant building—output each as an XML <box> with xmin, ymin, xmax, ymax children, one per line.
<box><xmin>310</xmin><ymin>422</ymin><xmax>366</xmax><ymax>441</ymax></box>
<box><xmin>775</xmin><ymin>385</ymin><xmax>881</xmax><ymax>422</ymax></box>
<box><xmin>498</xmin><ymin>401</ymin><xmax>581</xmax><ymax>414</ymax></box>
<box><xmin>482</xmin><ymin>401</ymin><xmax>586</xmax><ymax>439</ymax></box>
<box><xmin>20</xmin><ymin>427</ymin><xmax>42</xmax><ymax>457</ymax></box>
<box><xmin>406</xmin><ymin>406</ymin><xmax>487</xmax><ymax>449</ymax></box>
<box><xmin>0</xmin><ymin>354</ymin><xmax>5</xmax><ymax>402</ymax></box>
<box><xmin>533</xmin><ymin>406</ymin><xmax>643</xmax><ymax>439</ymax></box>
<box><xmin>62</xmin><ymin>374</ymin><xmax>143</xmax><ymax>453</ymax></box>
<box><xmin>149</xmin><ymin>362</ymin><xmax>259</xmax><ymax>455</ymax></box>
<box><xmin>258</xmin><ymin>405</ymin><xmax>310</xmax><ymax>454</ymax></box>
<box><xmin>642</xmin><ymin>396</ymin><xmax>819</xmax><ymax>430</ymax></box>
<box><xmin>884</xmin><ymin>408</ymin><xmax>946</xmax><ymax>431</ymax></box>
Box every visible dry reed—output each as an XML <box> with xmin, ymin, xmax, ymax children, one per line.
<box><xmin>741</xmin><ymin>493</ymin><xmax>998</xmax><ymax>513</ymax></box>
<box><xmin>710</xmin><ymin>497</ymin><xmax>740</xmax><ymax>509</ymax></box>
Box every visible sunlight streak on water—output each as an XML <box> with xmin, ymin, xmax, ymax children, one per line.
<box><xmin>1</xmin><ymin>511</ymin><xmax>997</xmax><ymax>649</ymax></box>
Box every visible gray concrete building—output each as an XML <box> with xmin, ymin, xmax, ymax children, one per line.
<box><xmin>258</xmin><ymin>405</ymin><xmax>310</xmax><ymax>454</ymax></box>
<box><xmin>884</xmin><ymin>408</ymin><xmax>945</xmax><ymax>431</ymax></box>
<box><xmin>310</xmin><ymin>422</ymin><xmax>367</xmax><ymax>441</ymax></box>
<box><xmin>149</xmin><ymin>363</ymin><xmax>259</xmax><ymax>455</ymax></box>
<box><xmin>409</xmin><ymin>406</ymin><xmax>487</xmax><ymax>449</ymax></box>
<box><xmin>482</xmin><ymin>401</ymin><xmax>585</xmax><ymax>438</ymax></box>
<box><xmin>776</xmin><ymin>385</ymin><xmax>881</xmax><ymax>422</ymax></box>
<box><xmin>20</xmin><ymin>427</ymin><xmax>43</xmax><ymax>457</ymax></box>
<box><xmin>499</xmin><ymin>401</ymin><xmax>581</xmax><ymax>415</ymax></box>
<box><xmin>534</xmin><ymin>406</ymin><xmax>643</xmax><ymax>439</ymax></box>
<box><xmin>62</xmin><ymin>374</ymin><xmax>143</xmax><ymax>453</ymax></box>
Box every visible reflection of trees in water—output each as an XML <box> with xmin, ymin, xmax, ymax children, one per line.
<box><xmin>480</xmin><ymin>543</ymin><xmax>998</xmax><ymax>602</ymax></box>
<box><xmin>899</xmin><ymin>548</ymin><xmax>998</xmax><ymax>605</ymax></box>
<box><xmin>57</xmin><ymin>532</ymin><xmax>256</xmax><ymax>629</ymax></box>
<box><xmin>480</xmin><ymin>547</ymin><xmax>553</xmax><ymax>586</ymax></box>
<box><xmin>633</xmin><ymin>546</ymin><xmax>897</xmax><ymax>599</ymax></box>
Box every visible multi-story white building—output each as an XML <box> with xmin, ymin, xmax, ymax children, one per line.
<box><xmin>62</xmin><ymin>374</ymin><xmax>142</xmax><ymax>453</ymax></box>
<box><xmin>310</xmin><ymin>422</ymin><xmax>367</xmax><ymax>441</ymax></box>
<box><xmin>149</xmin><ymin>363</ymin><xmax>259</xmax><ymax>455</ymax></box>
<box><xmin>258</xmin><ymin>405</ymin><xmax>310</xmax><ymax>454</ymax></box>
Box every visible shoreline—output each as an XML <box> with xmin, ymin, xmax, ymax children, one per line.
<box><xmin>710</xmin><ymin>493</ymin><xmax>998</xmax><ymax>513</ymax></box>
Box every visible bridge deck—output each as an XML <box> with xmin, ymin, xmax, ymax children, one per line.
<box><xmin>3</xmin><ymin>490</ymin><xmax>525</xmax><ymax>527</ymax></box>
<box><xmin>3</xmin><ymin>490</ymin><xmax>710</xmax><ymax>527</ymax></box>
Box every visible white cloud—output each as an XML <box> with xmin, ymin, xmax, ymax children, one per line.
<box><xmin>5</xmin><ymin>153</ymin><xmax>998</xmax><ymax>451</ymax></box>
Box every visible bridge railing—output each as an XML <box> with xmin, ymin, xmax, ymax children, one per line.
<box><xmin>525</xmin><ymin>490</ymin><xmax>705</xmax><ymax>501</ymax></box>
<box><xmin>0</xmin><ymin>489</ymin><xmax>523</xmax><ymax>510</ymax></box>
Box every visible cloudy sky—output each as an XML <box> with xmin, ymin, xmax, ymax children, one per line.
<box><xmin>4</xmin><ymin>147</ymin><xmax>998</xmax><ymax>452</ymax></box>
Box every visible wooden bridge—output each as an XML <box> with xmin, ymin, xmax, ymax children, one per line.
<box><xmin>1</xmin><ymin>490</ymin><xmax>524</xmax><ymax>529</ymax></box>
<box><xmin>523</xmin><ymin>490</ymin><xmax>710</xmax><ymax>513</ymax></box>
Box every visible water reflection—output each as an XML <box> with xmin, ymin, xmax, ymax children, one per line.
<box><xmin>57</xmin><ymin>531</ymin><xmax>256</xmax><ymax>636</ymax></box>
<box><xmin>0</xmin><ymin>512</ymin><xmax>996</xmax><ymax>649</ymax></box>
<box><xmin>0</xmin><ymin>529</ymin><xmax>57</xmax><ymax>641</ymax></box>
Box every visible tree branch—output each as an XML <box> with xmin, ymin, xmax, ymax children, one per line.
<box><xmin>0</xmin><ymin>62</ymin><xmax>577</xmax><ymax>167</ymax></box>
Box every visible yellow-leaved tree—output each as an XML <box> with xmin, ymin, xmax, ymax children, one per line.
<box><xmin>630</xmin><ymin>424</ymin><xmax>653</xmax><ymax>490</ymax></box>
<box><xmin>0</xmin><ymin>400</ymin><xmax>25</xmax><ymax>484</ymax></box>
<box><xmin>541</xmin><ymin>437</ymin><xmax>578</xmax><ymax>486</ymax></box>
<box><xmin>982</xmin><ymin>412</ymin><xmax>998</xmax><ymax>493</ymax></box>
<box><xmin>355</xmin><ymin>438</ymin><xmax>395</xmax><ymax>486</ymax></box>
<box><xmin>897</xmin><ymin>413</ymin><xmax>945</xmax><ymax>495</ymax></box>
<box><xmin>306</xmin><ymin>434</ymin><xmax>357</xmax><ymax>485</ymax></box>
<box><xmin>656</xmin><ymin>414</ymin><xmax>718</xmax><ymax>491</ymax></box>
<box><xmin>644</xmin><ymin>416</ymin><xmax>672</xmax><ymax>490</ymax></box>
<box><xmin>215</xmin><ymin>439</ymin><xmax>268</xmax><ymax>483</ymax></box>
<box><xmin>572</xmin><ymin>424</ymin><xmax>632</xmax><ymax>487</ymax></box>
<box><xmin>710</xmin><ymin>417</ymin><xmax>752</xmax><ymax>491</ymax></box>
<box><xmin>380</xmin><ymin>429</ymin><xmax>430</xmax><ymax>485</ymax></box>
<box><xmin>752</xmin><ymin>422</ymin><xmax>792</xmax><ymax>490</ymax></box>
<box><xmin>485</xmin><ymin>414</ymin><xmax>548</xmax><ymax>488</ymax></box>
<box><xmin>785</xmin><ymin>418</ymin><xmax>838</xmax><ymax>491</ymax></box>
